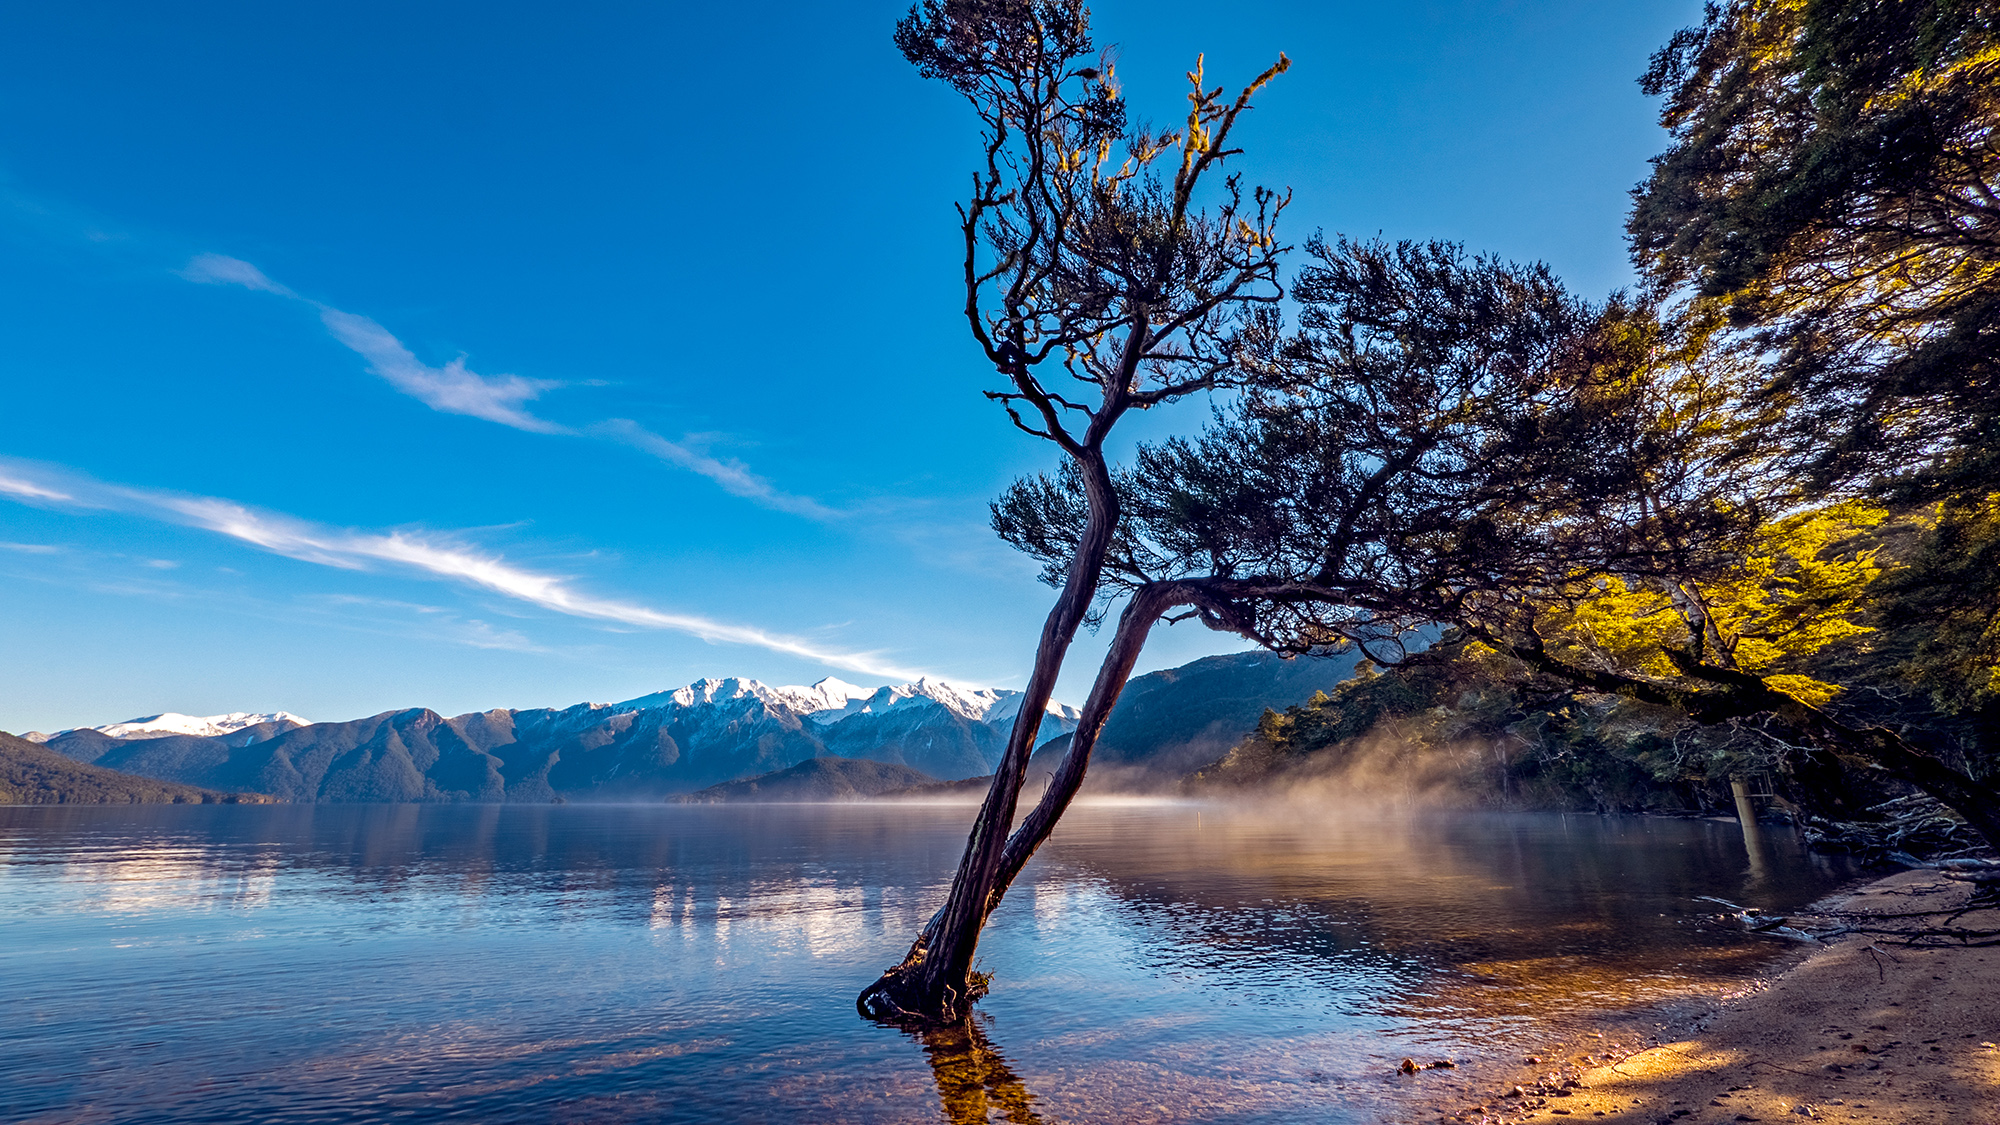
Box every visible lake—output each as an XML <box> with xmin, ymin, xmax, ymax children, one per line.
<box><xmin>0</xmin><ymin>802</ymin><xmax>1863</xmax><ymax>1124</ymax></box>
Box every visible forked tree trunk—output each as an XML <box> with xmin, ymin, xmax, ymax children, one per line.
<box><xmin>856</xmin><ymin>458</ymin><xmax>1126</xmax><ymax>1024</ymax></box>
<box><xmin>987</xmin><ymin>583</ymin><xmax>1183</xmax><ymax>903</ymax></box>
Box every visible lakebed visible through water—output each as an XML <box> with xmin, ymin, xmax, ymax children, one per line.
<box><xmin>0</xmin><ymin>803</ymin><xmax>1863</xmax><ymax>1124</ymax></box>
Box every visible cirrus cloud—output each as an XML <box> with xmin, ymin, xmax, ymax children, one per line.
<box><xmin>182</xmin><ymin>254</ymin><xmax>836</xmax><ymax>516</ymax></box>
<box><xmin>0</xmin><ymin>456</ymin><xmax>931</xmax><ymax>682</ymax></box>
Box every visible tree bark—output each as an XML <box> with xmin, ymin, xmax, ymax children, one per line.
<box><xmin>985</xmin><ymin>583</ymin><xmax>1184</xmax><ymax>906</ymax></box>
<box><xmin>856</xmin><ymin>452</ymin><xmax>1124</xmax><ymax>1024</ymax></box>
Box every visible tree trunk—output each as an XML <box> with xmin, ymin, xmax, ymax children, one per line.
<box><xmin>987</xmin><ymin>583</ymin><xmax>1182</xmax><ymax>904</ymax></box>
<box><xmin>856</xmin><ymin>454</ymin><xmax>1124</xmax><ymax>1024</ymax></box>
<box><xmin>1779</xmin><ymin>701</ymin><xmax>2000</xmax><ymax>853</ymax></box>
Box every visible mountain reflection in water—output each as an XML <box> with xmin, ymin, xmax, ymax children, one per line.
<box><xmin>0</xmin><ymin>803</ymin><xmax>1861</xmax><ymax>1124</ymax></box>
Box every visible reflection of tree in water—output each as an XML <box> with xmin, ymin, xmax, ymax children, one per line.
<box><xmin>911</xmin><ymin>1017</ymin><xmax>1041</xmax><ymax>1125</ymax></box>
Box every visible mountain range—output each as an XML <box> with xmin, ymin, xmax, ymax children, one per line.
<box><xmin>0</xmin><ymin>731</ymin><xmax>274</xmax><ymax>805</ymax></box>
<box><xmin>19</xmin><ymin>650</ymin><xmax>1364</xmax><ymax>803</ymax></box>
<box><xmin>29</xmin><ymin>677</ymin><xmax>1083</xmax><ymax>803</ymax></box>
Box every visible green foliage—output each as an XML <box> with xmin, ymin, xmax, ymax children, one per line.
<box><xmin>1195</xmin><ymin>639</ymin><xmax>1906</xmax><ymax>817</ymax></box>
<box><xmin>1876</xmin><ymin>493</ymin><xmax>2000</xmax><ymax>713</ymax></box>
<box><xmin>1197</xmin><ymin>642</ymin><xmax>1705</xmax><ymax>812</ymax></box>
<box><xmin>1630</xmin><ymin>0</ymin><xmax>2000</xmax><ymax>498</ymax></box>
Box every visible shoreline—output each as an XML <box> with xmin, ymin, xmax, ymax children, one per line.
<box><xmin>1424</xmin><ymin>867</ymin><xmax>2000</xmax><ymax>1125</ymax></box>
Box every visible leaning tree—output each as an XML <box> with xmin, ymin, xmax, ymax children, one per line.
<box><xmin>1003</xmin><ymin>237</ymin><xmax>2000</xmax><ymax>854</ymax></box>
<box><xmin>856</xmin><ymin>0</ymin><xmax>1290</xmax><ymax>1024</ymax></box>
<box><xmin>961</xmin><ymin>237</ymin><xmax>1665</xmax><ymax>975</ymax></box>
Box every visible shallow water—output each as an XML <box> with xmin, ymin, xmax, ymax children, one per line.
<box><xmin>0</xmin><ymin>803</ymin><xmax>1861</xmax><ymax>1124</ymax></box>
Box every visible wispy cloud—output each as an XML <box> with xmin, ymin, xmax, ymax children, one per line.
<box><xmin>0</xmin><ymin>456</ymin><xmax>929</xmax><ymax>681</ymax></box>
<box><xmin>182</xmin><ymin>254</ymin><xmax>836</xmax><ymax>514</ymax></box>
<box><xmin>1</xmin><ymin>546</ymin><xmax>553</xmax><ymax>658</ymax></box>
<box><xmin>0</xmin><ymin>541</ymin><xmax>62</xmax><ymax>554</ymax></box>
<box><xmin>317</xmin><ymin>308</ymin><xmax>567</xmax><ymax>434</ymax></box>
<box><xmin>0</xmin><ymin>474</ymin><xmax>76</xmax><ymax>503</ymax></box>
<box><xmin>185</xmin><ymin>253</ymin><xmax>566</xmax><ymax>435</ymax></box>
<box><xmin>179</xmin><ymin>253</ymin><xmax>295</xmax><ymax>297</ymax></box>
<box><xmin>593</xmin><ymin>419</ymin><xmax>836</xmax><ymax>519</ymax></box>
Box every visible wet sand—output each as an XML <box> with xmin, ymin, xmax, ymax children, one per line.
<box><xmin>1429</xmin><ymin>868</ymin><xmax>2000</xmax><ymax>1125</ymax></box>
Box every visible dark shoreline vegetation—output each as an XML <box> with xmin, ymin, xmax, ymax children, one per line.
<box><xmin>0</xmin><ymin>731</ymin><xmax>274</xmax><ymax>805</ymax></box>
<box><xmin>1189</xmin><ymin>634</ymin><xmax>1996</xmax><ymax>864</ymax></box>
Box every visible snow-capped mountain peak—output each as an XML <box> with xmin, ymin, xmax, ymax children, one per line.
<box><xmin>613</xmin><ymin>676</ymin><xmax>873</xmax><ymax>716</ymax></box>
<box><xmin>78</xmin><ymin>712</ymin><xmax>310</xmax><ymax>741</ymax></box>
<box><xmin>608</xmin><ymin>675</ymin><xmax>1077</xmax><ymax>733</ymax></box>
<box><xmin>806</xmin><ymin>676</ymin><xmax>867</xmax><ymax>699</ymax></box>
<box><xmin>666</xmin><ymin>677</ymin><xmax>760</xmax><ymax>708</ymax></box>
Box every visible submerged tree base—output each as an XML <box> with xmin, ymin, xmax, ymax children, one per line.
<box><xmin>857</xmin><ymin>954</ymin><xmax>992</xmax><ymax>1025</ymax></box>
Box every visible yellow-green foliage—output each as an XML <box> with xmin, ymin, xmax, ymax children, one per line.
<box><xmin>1537</xmin><ymin>500</ymin><xmax>1888</xmax><ymax>705</ymax></box>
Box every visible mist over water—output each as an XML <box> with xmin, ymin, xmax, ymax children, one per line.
<box><xmin>0</xmin><ymin>804</ymin><xmax>1861</xmax><ymax>1124</ymax></box>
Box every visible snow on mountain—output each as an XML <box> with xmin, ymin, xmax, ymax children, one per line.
<box><xmin>74</xmin><ymin>712</ymin><xmax>310</xmax><ymax>741</ymax></box>
<box><xmin>980</xmin><ymin>689</ymin><xmax>1083</xmax><ymax>730</ymax></box>
<box><xmin>611</xmin><ymin>675</ymin><xmax>1077</xmax><ymax>732</ymax></box>
<box><xmin>611</xmin><ymin>676</ymin><xmax>874</xmax><ymax>717</ymax></box>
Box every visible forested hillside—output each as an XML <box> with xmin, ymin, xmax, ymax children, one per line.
<box><xmin>0</xmin><ymin>731</ymin><xmax>273</xmax><ymax>805</ymax></box>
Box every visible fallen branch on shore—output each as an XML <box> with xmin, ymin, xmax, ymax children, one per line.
<box><xmin>1697</xmin><ymin>861</ymin><xmax>2000</xmax><ymax>947</ymax></box>
<box><xmin>1695</xmin><ymin>895</ymin><xmax>1824</xmax><ymax>942</ymax></box>
<box><xmin>1802</xmin><ymin>795</ymin><xmax>1989</xmax><ymax>862</ymax></box>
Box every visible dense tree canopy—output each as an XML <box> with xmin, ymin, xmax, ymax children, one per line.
<box><xmin>1629</xmin><ymin>0</ymin><xmax>2000</xmax><ymax>498</ymax></box>
<box><xmin>996</xmin><ymin>238</ymin><xmax>1759</xmax><ymax>658</ymax></box>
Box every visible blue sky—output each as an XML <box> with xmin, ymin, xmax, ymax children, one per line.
<box><xmin>0</xmin><ymin>0</ymin><xmax>1698</xmax><ymax>733</ymax></box>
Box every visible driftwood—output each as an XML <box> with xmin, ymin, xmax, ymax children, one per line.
<box><xmin>1936</xmin><ymin>857</ymin><xmax>2000</xmax><ymax>885</ymax></box>
<box><xmin>1697</xmin><ymin>856</ymin><xmax>2000</xmax><ymax>948</ymax></box>
<box><xmin>1695</xmin><ymin>896</ymin><xmax>1824</xmax><ymax>943</ymax></box>
<box><xmin>1802</xmin><ymin>795</ymin><xmax>1989</xmax><ymax>863</ymax></box>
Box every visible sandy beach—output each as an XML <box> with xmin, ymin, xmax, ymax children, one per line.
<box><xmin>1428</xmin><ymin>867</ymin><xmax>2000</xmax><ymax>1125</ymax></box>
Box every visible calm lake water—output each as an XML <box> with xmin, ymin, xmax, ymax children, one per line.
<box><xmin>0</xmin><ymin>802</ymin><xmax>1862</xmax><ymax>1125</ymax></box>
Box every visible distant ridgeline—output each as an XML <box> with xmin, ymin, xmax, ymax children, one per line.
<box><xmin>0</xmin><ymin>731</ymin><xmax>274</xmax><ymax>805</ymax></box>
<box><xmin>16</xmin><ymin>636</ymin><xmax>1983</xmax><ymax>823</ymax></box>
<box><xmin>10</xmin><ymin>652</ymin><xmax>1364</xmax><ymax>804</ymax></box>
